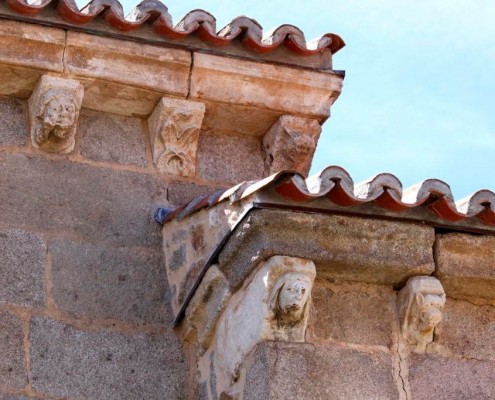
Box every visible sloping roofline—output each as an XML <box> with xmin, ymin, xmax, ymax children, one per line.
<box><xmin>157</xmin><ymin>166</ymin><xmax>495</xmax><ymax>235</ymax></box>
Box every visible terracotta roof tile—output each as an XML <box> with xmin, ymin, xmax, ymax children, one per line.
<box><xmin>158</xmin><ymin>166</ymin><xmax>495</xmax><ymax>232</ymax></box>
<box><xmin>3</xmin><ymin>0</ymin><xmax>345</xmax><ymax>57</ymax></box>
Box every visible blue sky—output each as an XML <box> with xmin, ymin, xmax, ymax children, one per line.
<box><xmin>117</xmin><ymin>1</ymin><xmax>495</xmax><ymax>198</ymax></box>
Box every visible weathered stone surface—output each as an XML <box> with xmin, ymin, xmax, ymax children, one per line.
<box><xmin>184</xmin><ymin>265</ymin><xmax>231</xmax><ymax>353</ymax></box>
<box><xmin>219</xmin><ymin>209</ymin><xmax>435</xmax><ymax>290</ymax></box>
<box><xmin>398</xmin><ymin>276</ymin><xmax>446</xmax><ymax>353</ymax></box>
<box><xmin>0</xmin><ymin>230</ymin><xmax>45</xmax><ymax>308</ymax></box>
<box><xmin>308</xmin><ymin>280</ymin><xmax>395</xmax><ymax>347</ymax></box>
<box><xmin>197</xmin><ymin>132</ymin><xmax>264</xmax><ymax>183</ymax></box>
<box><xmin>409</xmin><ymin>353</ymin><xmax>495</xmax><ymax>399</ymax></box>
<box><xmin>167</xmin><ymin>181</ymin><xmax>219</xmax><ymax>207</ymax></box>
<box><xmin>263</xmin><ymin>115</ymin><xmax>321</xmax><ymax>176</ymax></box>
<box><xmin>0</xmin><ymin>312</ymin><xmax>27</xmax><ymax>390</ymax></box>
<box><xmin>0</xmin><ymin>153</ymin><xmax>166</xmax><ymax>247</ymax></box>
<box><xmin>0</xmin><ymin>97</ymin><xmax>26</xmax><ymax>146</ymax></box>
<box><xmin>30</xmin><ymin>317</ymin><xmax>186</xmax><ymax>400</ymax></box>
<box><xmin>65</xmin><ymin>31</ymin><xmax>190</xmax><ymax>96</ymax></box>
<box><xmin>0</xmin><ymin>20</ymin><xmax>64</xmax><ymax>72</ymax></box>
<box><xmin>435</xmin><ymin>233</ymin><xmax>495</xmax><ymax>299</ymax></box>
<box><xmin>190</xmin><ymin>53</ymin><xmax>343</xmax><ymax>119</ymax></box>
<box><xmin>213</xmin><ymin>257</ymin><xmax>316</xmax><ymax>395</ymax></box>
<box><xmin>148</xmin><ymin>97</ymin><xmax>205</xmax><ymax>176</ymax></box>
<box><xmin>50</xmin><ymin>240</ymin><xmax>170</xmax><ymax>324</ymax></box>
<box><xmin>244</xmin><ymin>342</ymin><xmax>398</xmax><ymax>399</ymax></box>
<box><xmin>435</xmin><ymin>298</ymin><xmax>495</xmax><ymax>361</ymax></box>
<box><xmin>28</xmin><ymin>75</ymin><xmax>84</xmax><ymax>154</ymax></box>
<box><xmin>79</xmin><ymin>109</ymin><xmax>147</xmax><ymax>167</ymax></box>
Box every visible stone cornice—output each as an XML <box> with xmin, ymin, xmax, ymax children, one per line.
<box><xmin>0</xmin><ymin>18</ymin><xmax>343</xmax><ymax>139</ymax></box>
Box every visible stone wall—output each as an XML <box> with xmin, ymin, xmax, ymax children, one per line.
<box><xmin>174</xmin><ymin>208</ymin><xmax>495</xmax><ymax>399</ymax></box>
<box><xmin>0</xmin><ymin>95</ymin><xmax>241</xmax><ymax>399</ymax></box>
<box><xmin>246</xmin><ymin>232</ymin><xmax>495</xmax><ymax>399</ymax></box>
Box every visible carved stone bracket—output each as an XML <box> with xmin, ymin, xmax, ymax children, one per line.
<box><xmin>398</xmin><ymin>276</ymin><xmax>446</xmax><ymax>353</ymax></box>
<box><xmin>262</xmin><ymin>115</ymin><xmax>322</xmax><ymax>176</ymax></box>
<box><xmin>28</xmin><ymin>75</ymin><xmax>84</xmax><ymax>154</ymax></box>
<box><xmin>207</xmin><ymin>255</ymin><xmax>316</xmax><ymax>398</ymax></box>
<box><xmin>148</xmin><ymin>97</ymin><xmax>206</xmax><ymax>176</ymax></box>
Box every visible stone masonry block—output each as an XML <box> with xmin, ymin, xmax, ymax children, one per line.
<box><xmin>167</xmin><ymin>180</ymin><xmax>220</xmax><ymax>207</ymax></box>
<box><xmin>0</xmin><ymin>311</ymin><xmax>27</xmax><ymax>390</ymax></box>
<box><xmin>435</xmin><ymin>298</ymin><xmax>495</xmax><ymax>361</ymax></box>
<box><xmin>49</xmin><ymin>241</ymin><xmax>170</xmax><ymax>324</ymax></box>
<box><xmin>308</xmin><ymin>279</ymin><xmax>395</xmax><ymax>348</ymax></box>
<box><xmin>190</xmin><ymin>53</ymin><xmax>343</xmax><ymax>119</ymax></box>
<box><xmin>79</xmin><ymin>109</ymin><xmax>147</xmax><ymax>167</ymax></box>
<box><xmin>435</xmin><ymin>233</ymin><xmax>495</xmax><ymax>299</ymax></box>
<box><xmin>0</xmin><ymin>230</ymin><xmax>45</xmax><ymax>308</ymax></box>
<box><xmin>408</xmin><ymin>353</ymin><xmax>495</xmax><ymax>400</ymax></box>
<box><xmin>0</xmin><ymin>97</ymin><xmax>26</xmax><ymax>146</ymax></box>
<box><xmin>0</xmin><ymin>153</ymin><xmax>166</xmax><ymax>247</ymax></box>
<box><xmin>219</xmin><ymin>209</ymin><xmax>435</xmax><ymax>290</ymax></box>
<box><xmin>197</xmin><ymin>132</ymin><xmax>264</xmax><ymax>184</ymax></box>
<box><xmin>263</xmin><ymin>115</ymin><xmax>321</xmax><ymax>176</ymax></box>
<box><xmin>65</xmin><ymin>31</ymin><xmax>191</xmax><ymax>96</ymax></box>
<box><xmin>30</xmin><ymin>317</ymin><xmax>186</xmax><ymax>400</ymax></box>
<box><xmin>0</xmin><ymin>20</ymin><xmax>64</xmax><ymax>72</ymax></box>
<box><xmin>244</xmin><ymin>341</ymin><xmax>398</xmax><ymax>399</ymax></box>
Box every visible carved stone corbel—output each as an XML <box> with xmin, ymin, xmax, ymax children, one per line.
<box><xmin>28</xmin><ymin>75</ymin><xmax>84</xmax><ymax>154</ymax></box>
<box><xmin>207</xmin><ymin>255</ymin><xmax>316</xmax><ymax>398</ymax></box>
<box><xmin>148</xmin><ymin>97</ymin><xmax>206</xmax><ymax>176</ymax></box>
<box><xmin>262</xmin><ymin>115</ymin><xmax>321</xmax><ymax>176</ymax></box>
<box><xmin>398</xmin><ymin>276</ymin><xmax>446</xmax><ymax>353</ymax></box>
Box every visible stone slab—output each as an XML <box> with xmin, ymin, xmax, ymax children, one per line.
<box><xmin>408</xmin><ymin>353</ymin><xmax>495</xmax><ymax>399</ymax></box>
<box><xmin>0</xmin><ymin>230</ymin><xmax>45</xmax><ymax>308</ymax></box>
<box><xmin>79</xmin><ymin>109</ymin><xmax>147</xmax><ymax>167</ymax></box>
<box><xmin>197</xmin><ymin>132</ymin><xmax>264</xmax><ymax>184</ymax></box>
<box><xmin>190</xmin><ymin>53</ymin><xmax>343</xmax><ymax>119</ymax></box>
<box><xmin>219</xmin><ymin>209</ymin><xmax>435</xmax><ymax>290</ymax></box>
<box><xmin>30</xmin><ymin>317</ymin><xmax>186</xmax><ymax>400</ymax></box>
<box><xmin>49</xmin><ymin>240</ymin><xmax>170</xmax><ymax>324</ymax></box>
<box><xmin>0</xmin><ymin>153</ymin><xmax>166</xmax><ymax>247</ymax></box>
<box><xmin>0</xmin><ymin>97</ymin><xmax>26</xmax><ymax>146</ymax></box>
<box><xmin>435</xmin><ymin>233</ymin><xmax>495</xmax><ymax>299</ymax></box>
<box><xmin>0</xmin><ymin>311</ymin><xmax>27</xmax><ymax>390</ymax></box>
<box><xmin>0</xmin><ymin>20</ymin><xmax>64</xmax><ymax>72</ymax></box>
<box><xmin>244</xmin><ymin>341</ymin><xmax>398</xmax><ymax>399</ymax></box>
<box><xmin>65</xmin><ymin>31</ymin><xmax>190</xmax><ymax>96</ymax></box>
<box><xmin>435</xmin><ymin>298</ymin><xmax>495</xmax><ymax>361</ymax></box>
<box><xmin>308</xmin><ymin>280</ymin><xmax>395</xmax><ymax>347</ymax></box>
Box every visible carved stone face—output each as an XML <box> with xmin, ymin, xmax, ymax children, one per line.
<box><xmin>41</xmin><ymin>95</ymin><xmax>77</xmax><ymax>140</ymax></box>
<box><xmin>278</xmin><ymin>278</ymin><xmax>311</xmax><ymax>315</ymax></box>
<box><xmin>416</xmin><ymin>293</ymin><xmax>445</xmax><ymax>332</ymax></box>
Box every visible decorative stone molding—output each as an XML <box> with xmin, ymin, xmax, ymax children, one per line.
<box><xmin>28</xmin><ymin>75</ymin><xmax>84</xmax><ymax>154</ymax></box>
<box><xmin>210</xmin><ymin>255</ymin><xmax>316</xmax><ymax>397</ymax></box>
<box><xmin>398</xmin><ymin>276</ymin><xmax>446</xmax><ymax>353</ymax></box>
<box><xmin>183</xmin><ymin>265</ymin><xmax>231</xmax><ymax>355</ymax></box>
<box><xmin>148</xmin><ymin>97</ymin><xmax>206</xmax><ymax>176</ymax></box>
<box><xmin>262</xmin><ymin>115</ymin><xmax>322</xmax><ymax>176</ymax></box>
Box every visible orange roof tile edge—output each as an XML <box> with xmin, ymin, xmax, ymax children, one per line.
<box><xmin>3</xmin><ymin>0</ymin><xmax>345</xmax><ymax>57</ymax></box>
<box><xmin>157</xmin><ymin>166</ymin><xmax>495</xmax><ymax>233</ymax></box>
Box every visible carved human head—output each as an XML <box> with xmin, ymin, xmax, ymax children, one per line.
<box><xmin>270</xmin><ymin>272</ymin><xmax>313</xmax><ymax>323</ymax></box>
<box><xmin>278</xmin><ymin>276</ymin><xmax>312</xmax><ymax>314</ymax></box>
<box><xmin>37</xmin><ymin>90</ymin><xmax>78</xmax><ymax>142</ymax></box>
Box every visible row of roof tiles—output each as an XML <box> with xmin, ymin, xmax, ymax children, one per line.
<box><xmin>5</xmin><ymin>0</ymin><xmax>345</xmax><ymax>56</ymax></box>
<box><xmin>158</xmin><ymin>166</ymin><xmax>495</xmax><ymax>229</ymax></box>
